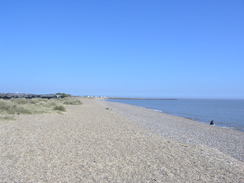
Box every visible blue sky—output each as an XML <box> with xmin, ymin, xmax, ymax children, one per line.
<box><xmin>0</xmin><ymin>0</ymin><xmax>243</xmax><ymax>98</ymax></box>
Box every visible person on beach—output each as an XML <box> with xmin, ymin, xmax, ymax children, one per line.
<box><xmin>210</xmin><ymin>120</ymin><xmax>215</xmax><ymax>126</ymax></box>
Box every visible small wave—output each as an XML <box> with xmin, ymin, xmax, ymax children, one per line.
<box><xmin>221</xmin><ymin>126</ymin><xmax>231</xmax><ymax>129</ymax></box>
<box><xmin>219</xmin><ymin>125</ymin><xmax>243</xmax><ymax>131</ymax></box>
<box><xmin>153</xmin><ymin>109</ymin><xmax>162</xmax><ymax>113</ymax></box>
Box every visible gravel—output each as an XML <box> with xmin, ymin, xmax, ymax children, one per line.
<box><xmin>106</xmin><ymin>101</ymin><xmax>244</xmax><ymax>161</ymax></box>
<box><xmin>0</xmin><ymin>99</ymin><xmax>243</xmax><ymax>182</ymax></box>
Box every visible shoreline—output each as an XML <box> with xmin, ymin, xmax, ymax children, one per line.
<box><xmin>106</xmin><ymin>99</ymin><xmax>244</xmax><ymax>132</ymax></box>
<box><xmin>104</xmin><ymin>100</ymin><xmax>244</xmax><ymax>161</ymax></box>
<box><xmin>150</xmin><ymin>107</ymin><xmax>243</xmax><ymax>132</ymax></box>
<box><xmin>106</xmin><ymin>99</ymin><xmax>244</xmax><ymax>133</ymax></box>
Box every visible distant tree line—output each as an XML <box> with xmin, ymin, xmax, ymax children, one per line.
<box><xmin>0</xmin><ymin>93</ymin><xmax>71</xmax><ymax>99</ymax></box>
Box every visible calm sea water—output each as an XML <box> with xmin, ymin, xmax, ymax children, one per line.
<box><xmin>108</xmin><ymin>99</ymin><xmax>244</xmax><ymax>132</ymax></box>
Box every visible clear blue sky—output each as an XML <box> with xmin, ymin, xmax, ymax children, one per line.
<box><xmin>0</xmin><ymin>0</ymin><xmax>243</xmax><ymax>98</ymax></box>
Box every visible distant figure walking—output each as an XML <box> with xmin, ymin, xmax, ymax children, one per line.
<box><xmin>210</xmin><ymin>120</ymin><xmax>215</xmax><ymax>126</ymax></box>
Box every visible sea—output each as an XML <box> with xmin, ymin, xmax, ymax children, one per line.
<box><xmin>108</xmin><ymin>99</ymin><xmax>244</xmax><ymax>132</ymax></box>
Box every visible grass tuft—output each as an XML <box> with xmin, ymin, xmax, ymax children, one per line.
<box><xmin>63</xmin><ymin>98</ymin><xmax>82</xmax><ymax>105</ymax></box>
<box><xmin>0</xmin><ymin>115</ymin><xmax>15</xmax><ymax>120</ymax></box>
<box><xmin>53</xmin><ymin>105</ymin><xmax>66</xmax><ymax>112</ymax></box>
<box><xmin>0</xmin><ymin>100</ymin><xmax>31</xmax><ymax>114</ymax></box>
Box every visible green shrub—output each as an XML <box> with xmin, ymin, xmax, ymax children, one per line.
<box><xmin>56</xmin><ymin>93</ymin><xmax>71</xmax><ymax>98</ymax></box>
<box><xmin>0</xmin><ymin>115</ymin><xmax>15</xmax><ymax>120</ymax></box>
<box><xmin>9</xmin><ymin>105</ymin><xmax>32</xmax><ymax>114</ymax></box>
<box><xmin>28</xmin><ymin>98</ymin><xmax>47</xmax><ymax>104</ymax></box>
<box><xmin>53</xmin><ymin>105</ymin><xmax>66</xmax><ymax>112</ymax></box>
<box><xmin>0</xmin><ymin>100</ymin><xmax>10</xmax><ymax>111</ymax></box>
<box><xmin>11</xmin><ymin>98</ymin><xmax>28</xmax><ymax>104</ymax></box>
<box><xmin>0</xmin><ymin>100</ymin><xmax>32</xmax><ymax>114</ymax></box>
<box><xmin>0</xmin><ymin>96</ymin><xmax>82</xmax><ymax>118</ymax></box>
<box><xmin>63</xmin><ymin>98</ymin><xmax>82</xmax><ymax>105</ymax></box>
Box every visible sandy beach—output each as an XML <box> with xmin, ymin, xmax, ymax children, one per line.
<box><xmin>0</xmin><ymin>98</ymin><xmax>243</xmax><ymax>182</ymax></box>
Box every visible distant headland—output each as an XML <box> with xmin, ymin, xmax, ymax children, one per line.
<box><xmin>107</xmin><ymin>97</ymin><xmax>177</xmax><ymax>100</ymax></box>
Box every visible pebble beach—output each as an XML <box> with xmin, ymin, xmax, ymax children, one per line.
<box><xmin>106</xmin><ymin>100</ymin><xmax>244</xmax><ymax>161</ymax></box>
<box><xmin>0</xmin><ymin>98</ymin><xmax>243</xmax><ymax>182</ymax></box>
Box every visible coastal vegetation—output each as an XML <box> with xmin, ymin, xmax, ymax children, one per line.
<box><xmin>53</xmin><ymin>105</ymin><xmax>66</xmax><ymax>112</ymax></box>
<box><xmin>0</xmin><ymin>97</ymin><xmax>82</xmax><ymax>120</ymax></box>
<box><xmin>55</xmin><ymin>92</ymin><xmax>72</xmax><ymax>98</ymax></box>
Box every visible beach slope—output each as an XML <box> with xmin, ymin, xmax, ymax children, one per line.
<box><xmin>106</xmin><ymin>100</ymin><xmax>244</xmax><ymax>161</ymax></box>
